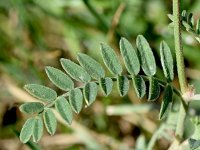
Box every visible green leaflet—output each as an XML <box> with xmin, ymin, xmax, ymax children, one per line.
<box><xmin>99</xmin><ymin>77</ymin><xmax>113</xmax><ymax>96</ymax></box>
<box><xmin>77</xmin><ymin>53</ymin><xmax>105</xmax><ymax>79</ymax></box>
<box><xmin>69</xmin><ymin>88</ymin><xmax>83</xmax><ymax>113</ymax></box>
<box><xmin>45</xmin><ymin>66</ymin><xmax>74</xmax><ymax>91</ymax></box>
<box><xmin>148</xmin><ymin>77</ymin><xmax>160</xmax><ymax>101</ymax></box>
<box><xmin>196</xmin><ymin>19</ymin><xmax>200</xmax><ymax>34</ymax></box>
<box><xmin>33</xmin><ymin>116</ymin><xmax>43</xmax><ymax>143</ymax></box>
<box><xmin>120</xmin><ymin>37</ymin><xmax>140</xmax><ymax>75</ymax></box>
<box><xmin>60</xmin><ymin>58</ymin><xmax>91</xmax><ymax>83</ymax></box>
<box><xmin>117</xmin><ymin>75</ymin><xmax>129</xmax><ymax>97</ymax></box>
<box><xmin>189</xmin><ymin>139</ymin><xmax>200</xmax><ymax>150</ymax></box>
<box><xmin>160</xmin><ymin>41</ymin><xmax>174</xmax><ymax>82</ymax></box>
<box><xmin>132</xmin><ymin>75</ymin><xmax>146</xmax><ymax>99</ymax></box>
<box><xmin>20</xmin><ymin>117</ymin><xmax>35</xmax><ymax>143</ymax></box>
<box><xmin>24</xmin><ymin>84</ymin><xmax>57</xmax><ymax>102</ymax></box>
<box><xmin>159</xmin><ymin>85</ymin><xmax>173</xmax><ymax>119</ymax></box>
<box><xmin>43</xmin><ymin>108</ymin><xmax>57</xmax><ymax>135</ymax></box>
<box><xmin>187</xmin><ymin>13</ymin><xmax>194</xmax><ymax>27</ymax></box>
<box><xmin>136</xmin><ymin>35</ymin><xmax>156</xmax><ymax>76</ymax></box>
<box><xmin>83</xmin><ymin>82</ymin><xmax>98</xmax><ymax>106</ymax></box>
<box><xmin>100</xmin><ymin>43</ymin><xmax>122</xmax><ymax>75</ymax></box>
<box><xmin>55</xmin><ymin>96</ymin><xmax>73</xmax><ymax>125</ymax></box>
<box><xmin>19</xmin><ymin>102</ymin><xmax>44</xmax><ymax>114</ymax></box>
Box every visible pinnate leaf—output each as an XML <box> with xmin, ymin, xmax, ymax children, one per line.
<box><xmin>159</xmin><ymin>85</ymin><xmax>173</xmax><ymax>119</ymax></box>
<box><xmin>43</xmin><ymin>108</ymin><xmax>57</xmax><ymax>135</ymax></box>
<box><xmin>99</xmin><ymin>77</ymin><xmax>113</xmax><ymax>96</ymax></box>
<box><xmin>148</xmin><ymin>77</ymin><xmax>160</xmax><ymax>101</ymax></box>
<box><xmin>136</xmin><ymin>35</ymin><xmax>156</xmax><ymax>76</ymax></box>
<box><xmin>160</xmin><ymin>41</ymin><xmax>174</xmax><ymax>82</ymax></box>
<box><xmin>120</xmin><ymin>37</ymin><xmax>140</xmax><ymax>75</ymax></box>
<box><xmin>45</xmin><ymin>66</ymin><xmax>74</xmax><ymax>91</ymax></box>
<box><xmin>77</xmin><ymin>53</ymin><xmax>105</xmax><ymax>79</ymax></box>
<box><xmin>117</xmin><ymin>75</ymin><xmax>129</xmax><ymax>97</ymax></box>
<box><xmin>20</xmin><ymin>102</ymin><xmax>44</xmax><ymax>114</ymax></box>
<box><xmin>24</xmin><ymin>84</ymin><xmax>57</xmax><ymax>102</ymax></box>
<box><xmin>33</xmin><ymin>116</ymin><xmax>43</xmax><ymax>143</ymax></box>
<box><xmin>55</xmin><ymin>96</ymin><xmax>73</xmax><ymax>125</ymax></box>
<box><xmin>132</xmin><ymin>75</ymin><xmax>146</xmax><ymax>99</ymax></box>
<box><xmin>69</xmin><ymin>89</ymin><xmax>83</xmax><ymax>113</ymax></box>
<box><xmin>60</xmin><ymin>58</ymin><xmax>91</xmax><ymax>82</ymax></box>
<box><xmin>20</xmin><ymin>117</ymin><xmax>35</xmax><ymax>143</ymax></box>
<box><xmin>100</xmin><ymin>43</ymin><xmax>122</xmax><ymax>75</ymax></box>
<box><xmin>83</xmin><ymin>82</ymin><xmax>98</xmax><ymax>106</ymax></box>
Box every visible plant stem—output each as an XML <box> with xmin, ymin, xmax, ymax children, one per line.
<box><xmin>173</xmin><ymin>0</ymin><xmax>187</xmax><ymax>140</ymax></box>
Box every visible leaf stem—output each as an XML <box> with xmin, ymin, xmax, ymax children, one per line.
<box><xmin>173</xmin><ymin>0</ymin><xmax>187</xmax><ymax>140</ymax></box>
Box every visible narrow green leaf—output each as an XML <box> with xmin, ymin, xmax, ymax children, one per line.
<box><xmin>132</xmin><ymin>75</ymin><xmax>146</xmax><ymax>99</ymax></box>
<box><xmin>117</xmin><ymin>75</ymin><xmax>129</xmax><ymax>97</ymax></box>
<box><xmin>60</xmin><ymin>58</ymin><xmax>91</xmax><ymax>82</ymax></box>
<box><xmin>159</xmin><ymin>85</ymin><xmax>173</xmax><ymax>119</ymax></box>
<box><xmin>69</xmin><ymin>89</ymin><xmax>83</xmax><ymax>113</ymax></box>
<box><xmin>20</xmin><ymin>117</ymin><xmax>35</xmax><ymax>143</ymax></box>
<box><xmin>77</xmin><ymin>53</ymin><xmax>105</xmax><ymax>79</ymax></box>
<box><xmin>55</xmin><ymin>96</ymin><xmax>73</xmax><ymax>125</ymax></box>
<box><xmin>136</xmin><ymin>35</ymin><xmax>156</xmax><ymax>76</ymax></box>
<box><xmin>45</xmin><ymin>66</ymin><xmax>74</xmax><ymax>91</ymax></box>
<box><xmin>181</xmin><ymin>10</ymin><xmax>187</xmax><ymax>21</ymax></box>
<box><xmin>167</xmin><ymin>14</ymin><xmax>173</xmax><ymax>21</ymax></box>
<box><xmin>148</xmin><ymin>77</ymin><xmax>160</xmax><ymax>101</ymax></box>
<box><xmin>187</xmin><ymin>13</ymin><xmax>194</xmax><ymax>27</ymax></box>
<box><xmin>33</xmin><ymin>116</ymin><xmax>43</xmax><ymax>143</ymax></box>
<box><xmin>120</xmin><ymin>37</ymin><xmax>140</xmax><ymax>75</ymax></box>
<box><xmin>182</xmin><ymin>21</ymin><xmax>192</xmax><ymax>31</ymax></box>
<box><xmin>160</xmin><ymin>41</ymin><xmax>174</xmax><ymax>82</ymax></box>
<box><xmin>24</xmin><ymin>84</ymin><xmax>57</xmax><ymax>102</ymax></box>
<box><xmin>83</xmin><ymin>82</ymin><xmax>98</xmax><ymax>106</ymax></box>
<box><xmin>19</xmin><ymin>102</ymin><xmax>44</xmax><ymax>115</ymax></box>
<box><xmin>43</xmin><ymin>108</ymin><xmax>57</xmax><ymax>135</ymax></box>
<box><xmin>196</xmin><ymin>19</ymin><xmax>200</xmax><ymax>34</ymax></box>
<box><xmin>99</xmin><ymin>77</ymin><xmax>113</xmax><ymax>96</ymax></box>
<box><xmin>100</xmin><ymin>43</ymin><xmax>122</xmax><ymax>75</ymax></box>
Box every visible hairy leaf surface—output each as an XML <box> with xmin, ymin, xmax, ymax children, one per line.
<box><xmin>45</xmin><ymin>66</ymin><xmax>74</xmax><ymax>91</ymax></box>
<box><xmin>132</xmin><ymin>75</ymin><xmax>146</xmax><ymax>99</ymax></box>
<box><xmin>83</xmin><ymin>82</ymin><xmax>98</xmax><ymax>106</ymax></box>
<box><xmin>148</xmin><ymin>77</ymin><xmax>160</xmax><ymax>101</ymax></box>
<box><xmin>55</xmin><ymin>96</ymin><xmax>73</xmax><ymax>125</ymax></box>
<box><xmin>20</xmin><ymin>102</ymin><xmax>44</xmax><ymax>114</ymax></box>
<box><xmin>160</xmin><ymin>41</ymin><xmax>174</xmax><ymax>82</ymax></box>
<box><xmin>100</xmin><ymin>43</ymin><xmax>122</xmax><ymax>75</ymax></box>
<box><xmin>117</xmin><ymin>75</ymin><xmax>129</xmax><ymax>97</ymax></box>
<box><xmin>43</xmin><ymin>108</ymin><xmax>57</xmax><ymax>135</ymax></box>
<box><xmin>60</xmin><ymin>58</ymin><xmax>91</xmax><ymax>82</ymax></box>
<box><xmin>20</xmin><ymin>117</ymin><xmax>35</xmax><ymax>143</ymax></box>
<box><xmin>69</xmin><ymin>89</ymin><xmax>83</xmax><ymax>113</ymax></box>
<box><xmin>99</xmin><ymin>77</ymin><xmax>113</xmax><ymax>96</ymax></box>
<box><xmin>77</xmin><ymin>53</ymin><xmax>105</xmax><ymax>79</ymax></box>
<box><xmin>24</xmin><ymin>84</ymin><xmax>57</xmax><ymax>102</ymax></box>
<box><xmin>33</xmin><ymin>116</ymin><xmax>43</xmax><ymax>143</ymax></box>
<box><xmin>136</xmin><ymin>35</ymin><xmax>156</xmax><ymax>76</ymax></box>
<box><xmin>120</xmin><ymin>37</ymin><xmax>140</xmax><ymax>75</ymax></box>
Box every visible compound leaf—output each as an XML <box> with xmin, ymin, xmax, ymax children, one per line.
<box><xmin>100</xmin><ymin>43</ymin><xmax>122</xmax><ymax>75</ymax></box>
<box><xmin>99</xmin><ymin>77</ymin><xmax>113</xmax><ymax>96</ymax></box>
<box><xmin>160</xmin><ymin>41</ymin><xmax>174</xmax><ymax>82</ymax></box>
<box><xmin>132</xmin><ymin>75</ymin><xmax>146</xmax><ymax>99</ymax></box>
<box><xmin>55</xmin><ymin>96</ymin><xmax>73</xmax><ymax>125</ymax></box>
<box><xmin>24</xmin><ymin>84</ymin><xmax>57</xmax><ymax>102</ymax></box>
<box><xmin>43</xmin><ymin>108</ymin><xmax>57</xmax><ymax>135</ymax></box>
<box><xmin>60</xmin><ymin>58</ymin><xmax>91</xmax><ymax>83</ymax></box>
<box><xmin>159</xmin><ymin>85</ymin><xmax>173</xmax><ymax>119</ymax></box>
<box><xmin>20</xmin><ymin>102</ymin><xmax>44</xmax><ymax>115</ymax></box>
<box><xmin>83</xmin><ymin>82</ymin><xmax>98</xmax><ymax>106</ymax></box>
<box><xmin>120</xmin><ymin>37</ymin><xmax>140</xmax><ymax>75</ymax></box>
<box><xmin>45</xmin><ymin>66</ymin><xmax>74</xmax><ymax>91</ymax></box>
<box><xmin>33</xmin><ymin>116</ymin><xmax>43</xmax><ymax>143</ymax></box>
<box><xmin>148</xmin><ymin>77</ymin><xmax>160</xmax><ymax>101</ymax></box>
<box><xmin>136</xmin><ymin>35</ymin><xmax>156</xmax><ymax>76</ymax></box>
<box><xmin>77</xmin><ymin>53</ymin><xmax>105</xmax><ymax>79</ymax></box>
<box><xmin>117</xmin><ymin>75</ymin><xmax>129</xmax><ymax>97</ymax></box>
<box><xmin>20</xmin><ymin>117</ymin><xmax>35</xmax><ymax>143</ymax></box>
<box><xmin>69</xmin><ymin>89</ymin><xmax>83</xmax><ymax>113</ymax></box>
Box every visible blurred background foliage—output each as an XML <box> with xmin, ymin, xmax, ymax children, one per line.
<box><xmin>0</xmin><ymin>0</ymin><xmax>200</xmax><ymax>150</ymax></box>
